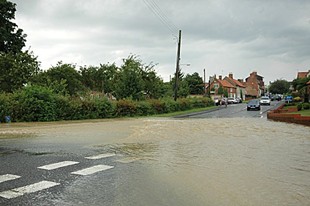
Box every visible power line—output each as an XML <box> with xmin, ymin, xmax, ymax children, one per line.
<box><xmin>142</xmin><ymin>0</ymin><xmax>178</xmax><ymax>37</ymax></box>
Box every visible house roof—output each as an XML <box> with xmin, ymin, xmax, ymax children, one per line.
<box><xmin>225</xmin><ymin>77</ymin><xmax>246</xmax><ymax>88</ymax></box>
<box><xmin>297</xmin><ymin>71</ymin><xmax>309</xmax><ymax>79</ymax></box>
<box><xmin>218</xmin><ymin>79</ymin><xmax>235</xmax><ymax>88</ymax></box>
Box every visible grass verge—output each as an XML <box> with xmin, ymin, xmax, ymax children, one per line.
<box><xmin>289</xmin><ymin>110</ymin><xmax>310</xmax><ymax>116</ymax></box>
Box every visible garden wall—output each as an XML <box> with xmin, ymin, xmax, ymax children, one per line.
<box><xmin>267</xmin><ymin>103</ymin><xmax>310</xmax><ymax>127</ymax></box>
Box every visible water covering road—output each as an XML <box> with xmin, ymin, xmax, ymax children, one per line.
<box><xmin>0</xmin><ymin>104</ymin><xmax>309</xmax><ymax>205</ymax></box>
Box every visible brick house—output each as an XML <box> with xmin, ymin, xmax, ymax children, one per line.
<box><xmin>224</xmin><ymin>73</ymin><xmax>246</xmax><ymax>100</ymax></box>
<box><xmin>207</xmin><ymin>75</ymin><xmax>236</xmax><ymax>99</ymax></box>
<box><xmin>245</xmin><ymin>71</ymin><xmax>265</xmax><ymax>98</ymax></box>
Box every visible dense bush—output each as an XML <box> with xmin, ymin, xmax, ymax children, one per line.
<box><xmin>0</xmin><ymin>93</ymin><xmax>12</xmax><ymax>122</ymax></box>
<box><xmin>0</xmin><ymin>87</ymin><xmax>214</xmax><ymax>122</ymax></box>
<box><xmin>297</xmin><ymin>103</ymin><xmax>303</xmax><ymax>111</ymax></box>
<box><xmin>303</xmin><ymin>103</ymin><xmax>310</xmax><ymax>110</ymax></box>
<box><xmin>115</xmin><ymin>99</ymin><xmax>137</xmax><ymax>117</ymax></box>
<box><xmin>12</xmin><ymin>85</ymin><xmax>57</xmax><ymax>122</ymax></box>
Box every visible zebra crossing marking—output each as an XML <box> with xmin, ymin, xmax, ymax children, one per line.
<box><xmin>0</xmin><ymin>181</ymin><xmax>60</xmax><ymax>199</ymax></box>
<box><xmin>38</xmin><ymin>161</ymin><xmax>79</xmax><ymax>170</ymax></box>
<box><xmin>71</xmin><ymin>164</ymin><xmax>114</xmax><ymax>176</ymax></box>
<box><xmin>85</xmin><ymin>153</ymin><xmax>115</xmax><ymax>160</ymax></box>
<box><xmin>0</xmin><ymin>174</ymin><xmax>21</xmax><ymax>184</ymax></box>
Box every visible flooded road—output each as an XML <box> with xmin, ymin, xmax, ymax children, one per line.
<box><xmin>0</xmin><ymin>118</ymin><xmax>309</xmax><ymax>205</ymax></box>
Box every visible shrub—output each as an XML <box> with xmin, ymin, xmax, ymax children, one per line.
<box><xmin>115</xmin><ymin>99</ymin><xmax>137</xmax><ymax>117</ymax></box>
<box><xmin>149</xmin><ymin>99</ymin><xmax>166</xmax><ymax>114</ymax></box>
<box><xmin>177</xmin><ymin>98</ymin><xmax>192</xmax><ymax>111</ymax></box>
<box><xmin>297</xmin><ymin>103</ymin><xmax>303</xmax><ymax>111</ymax></box>
<box><xmin>93</xmin><ymin>97</ymin><xmax>115</xmax><ymax>118</ymax></box>
<box><xmin>136</xmin><ymin>101</ymin><xmax>153</xmax><ymax>116</ymax></box>
<box><xmin>164</xmin><ymin>98</ymin><xmax>180</xmax><ymax>113</ymax></box>
<box><xmin>303</xmin><ymin>103</ymin><xmax>310</xmax><ymax>110</ymax></box>
<box><xmin>12</xmin><ymin>85</ymin><xmax>57</xmax><ymax>122</ymax></box>
<box><xmin>0</xmin><ymin>93</ymin><xmax>13</xmax><ymax>123</ymax></box>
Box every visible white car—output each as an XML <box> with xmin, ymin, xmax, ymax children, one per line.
<box><xmin>260</xmin><ymin>96</ymin><xmax>271</xmax><ymax>105</ymax></box>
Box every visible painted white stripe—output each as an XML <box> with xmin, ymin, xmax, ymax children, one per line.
<box><xmin>0</xmin><ymin>181</ymin><xmax>60</xmax><ymax>199</ymax></box>
<box><xmin>0</xmin><ymin>174</ymin><xmax>21</xmax><ymax>184</ymax></box>
<box><xmin>71</xmin><ymin>164</ymin><xmax>114</xmax><ymax>176</ymax></box>
<box><xmin>85</xmin><ymin>153</ymin><xmax>116</xmax><ymax>160</ymax></box>
<box><xmin>38</xmin><ymin>161</ymin><xmax>79</xmax><ymax>170</ymax></box>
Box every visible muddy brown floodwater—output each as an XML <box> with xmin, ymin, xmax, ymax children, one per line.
<box><xmin>0</xmin><ymin>118</ymin><xmax>309</xmax><ymax>205</ymax></box>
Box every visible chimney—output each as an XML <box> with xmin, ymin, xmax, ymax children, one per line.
<box><xmin>229</xmin><ymin>73</ymin><xmax>233</xmax><ymax>79</ymax></box>
<box><xmin>219</xmin><ymin>75</ymin><xmax>222</xmax><ymax>80</ymax></box>
<box><xmin>238</xmin><ymin>79</ymin><xmax>244</xmax><ymax>83</ymax></box>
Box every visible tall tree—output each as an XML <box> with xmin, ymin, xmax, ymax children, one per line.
<box><xmin>44</xmin><ymin>62</ymin><xmax>85</xmax><ymax>96</ymax></box>
<box><xmin>269</xmin><ymin>79</ymin><xmax>290</xmax><ymax>94</ymax></box>
<box><xmin>184</xmin><ymin>72</ymin><xmax>204</xmax><ymax>95</ymax></box>
<box><xmin>0</xmin><ymin>50</ymin><xmax>39</xmax><ymax>92</ymax></box>
<box><xmin>114</xmin><ymin>55</ymin><xmax>145</xmax><ymax>100</ymax></box>
<box><xmin>0</xmin><ymin>0</ymin><xmax>26</xmax><ymax>53</ymax></box>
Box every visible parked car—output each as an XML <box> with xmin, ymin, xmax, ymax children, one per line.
<box><xmin>259</xmin><ymin>96</ymin><xmax>271</xmax><ymax>105</ymax></box>
<box><xmin>247</xmin><ymin>99</ymin><xmax>261</xmax><ymax>111</ymax></box>
<box><xmin>227</xmin><ymin>97</ymin><xmax>238</xmax><ymax>104</ymax></box>
<box><xmin>236</xmin><ymin>97</ymin><xmax>242</xmax><ymax>103</ymax></box>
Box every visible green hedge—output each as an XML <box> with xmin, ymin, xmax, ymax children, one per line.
<box><xmin>0</xmin><ymin>86</ymin><xmax>214</xmax><ymax>122</ymax></box>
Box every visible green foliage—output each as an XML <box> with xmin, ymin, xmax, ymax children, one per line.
<box><xmin>115</xmin><ymin>99</ymin><xmax>137</xmax><ymax>117</ymax></box>
<box><xmin>303</xmin><ymin>103</ymin><xmax>310</xmax><ymax>110</ymax></box>
<box><xmin>0</xmin><ymin>92</ymin><xmax>12</xmax><ymax>122</ymax></box>
<box><xmin>12</xmin><ymin>85</ymin><xmax>57</xmax><ymax>122</ymax></box>
<box><xmin>292</xmin><ymin>76</ymin><xmax>310</xmax><ymax>103</ymax></box>
<box><xmin>297</xmin><ymin>103</ymin><xmax>302</xmax><ymax>111</ymax></box>
<box><xmin>33</xmin><ymin>62</ymin><xmax>85</xmax><ymax>96</ymax></box>
<box><xmin>0</xmin><ymin>51</ymin><xmax>40</xmax><ymax>92</ymax></box>
<box><xmin>0</xmin><ymin>0</ymin><xmax>26</xmax><ymax>53</ymax></box>
<box><xmin>184</xmin><ymin>72</ymin><xmax>204</xmax><ymax>95</ymax></box>
<box><xmin>269</xmin><ymin>79</ymin><xmax>290</xmax><ymax>94</ymax></box>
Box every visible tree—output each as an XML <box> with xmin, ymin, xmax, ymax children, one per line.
<box><xmin>269</xmin><ymin>79</ymin><xmax>290</xmax><ymax>94</ymax></box>
<box><xmin>32</xmin><ymin>62</ymin><xmax>85</xmax><ymax>96</ymax></box>
<box><xmin>80</xmin><ymin>63</ymin><xmax>118</xmax><ymax>94</ymax></box>
<box><xmin>0</xmin><ymin>50</ymin><xmax>40</xmax><ymax>92</ymax></box>
<box><xmin>114</xmin><ymin>55</ymin><xmax>145</xmax><ymax>100</ymax></box>
<box><xmin>184</xmin><ymin>72</ymin><xmax>204</xmax><ymax>95</ymax></box>
<box><xmin>292</xmin><ymin>76</ymin><xmax>310</xmax><ymax>102</ymax></box>
<box><xmin>0</xmin><ymin>0</ymin><xmax>26</xmax><ymax>53</ymax></box>
<box><xmin>171</xmin><ymin>69</ymin><xmax>189</xmax><ymax>98</ymax></box>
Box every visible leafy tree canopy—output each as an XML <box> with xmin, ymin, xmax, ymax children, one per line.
<box><xmin>184</xmin><ymin>72</ymin><xmax>204</xmax><ymax>95</ymax></box>
<box><xmin>269</xmin><ymin>79</ymin><xmax>290</xmax><ymax>94</ymax></box>
<box><xmin>0</xmin><ymin>50</ymin><xmax>40</xmax><ymax>92</ymax></box>
<box><xmin>0</xmin><ymin>0</ymin><xmax>26</xmax><ymax>53</ymax></box>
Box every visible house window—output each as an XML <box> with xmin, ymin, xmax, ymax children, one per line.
<box><xmin>230</xmin><ymin>88</ymin><xmax>233</xmax><ymax>92</ymax></box>
<box><xmin>214</xmin><ymin>83</ymin><xmax>219</xmax><ymax>89</ymax></box>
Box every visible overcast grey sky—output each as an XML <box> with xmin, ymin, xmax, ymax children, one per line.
<box><xmin>12</xmin><ymin>0</ymin><xmax>310</xmax><ymax>84</ymax></box>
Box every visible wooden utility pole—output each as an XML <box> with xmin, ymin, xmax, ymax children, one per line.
<box><xmin>174</xmin><ymin>30</ymin><xmax>182</xmax><ymax>101</ymax></box>
<box><xmin>203</xmin><ymin>69</ymin><xmax>206</xmax><ymax>96</ymax></box>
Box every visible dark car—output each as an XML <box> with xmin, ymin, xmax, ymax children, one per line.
<box><xmin>247</xmin><ymin>99</ymin><xmax>260</xmax><ymax>111</ymax></box>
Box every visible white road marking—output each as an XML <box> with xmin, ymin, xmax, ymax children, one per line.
<box><xmin>0</xmin><ymin>174</ymin><xmax>21</xmax><ymax>184</ymax></box>
<box><xmin>38</xmin><ymin>161</ymin><xmax>79</xmax><ymax>170</ymax></box>
<box><xmin>0</xmin><ymin>181</ymin><xmax>60</xmax><ymax>199</ymax></box>
<box><xmin>85</xmin><ymin>153</ymin><xmax>115</xmax><ymax>160</ymax></box>
<box><xmin>71</xmin><ymin>164</ymin><xmax>114</xmax><ymax>176</ymax></box>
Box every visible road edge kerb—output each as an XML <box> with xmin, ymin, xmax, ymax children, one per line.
<box><xmin>173</xmin><ymin>106</ymin><xmax>224</xmax><ymax>118</ymax></box>
<box><xmin>267</xmin><ymin>102</ymin><xmax>310</xmax><ymax>127</ymax></box>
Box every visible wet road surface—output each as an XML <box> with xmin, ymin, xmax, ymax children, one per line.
<box><xmin>0</xmin><ymin>104</ymin><xmax>309</xmax><ymax>205</ymax></box>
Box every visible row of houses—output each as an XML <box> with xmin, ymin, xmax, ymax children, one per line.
<box><xmin>205</xmin><ymin>71</ymin><xmax>265</xmax><ymax>100</ymax></box>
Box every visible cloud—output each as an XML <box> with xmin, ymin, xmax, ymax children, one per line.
<box><xmin>11</xmin><ymin>0</ymin><xmax>310</xmax><ymax>83</ymax></box>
